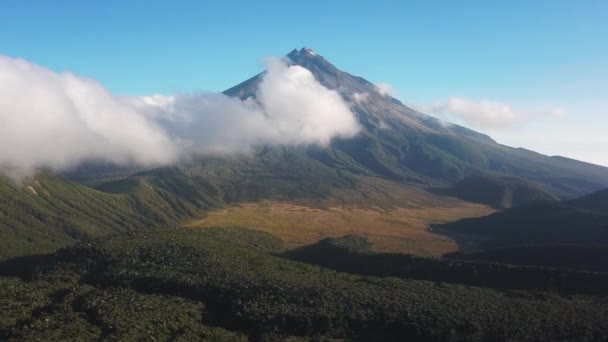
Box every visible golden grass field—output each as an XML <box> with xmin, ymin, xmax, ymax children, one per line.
<box><xmin>185</xmin><ymin>178</ymin><xmax>495</xmax><ymax>256</ymax></box>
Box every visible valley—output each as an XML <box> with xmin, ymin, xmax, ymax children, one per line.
<box><xmin>185</xmin><ymin>199</ymin><xmax>492</xmax><ymax>256</ymax></box>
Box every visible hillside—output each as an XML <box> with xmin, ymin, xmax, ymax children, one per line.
<box><xmin>435</xmin><ymin>188</ymin><xmax>608</xmax><ymax>272</ymax></box>
<box><xmin>431</xmin><ymin>176</ymin><xmax>557</xmax><ymax>208</ymax></box>
<box><xmin>0</xmin><ymin>169</ymin><xmax>223</xmax><ymax>260</ymax></box>
<box><xmin>435</xmin><ymin>200</ymin><xmax>608</xmax><ymax>248</ymax></box>
<box><xmin>567</xmin><ymin>188</ymin><xmax>608</xmax><ymax>213</ymax></box>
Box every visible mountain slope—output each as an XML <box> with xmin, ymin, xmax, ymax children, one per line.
<box><xmin>224</xmin><ymin>48</ymin><xmax>608</xmax><ymax>199</ymax></box>
<box><xmin>0</xmin><ymin>169</ymin><xmax>223</xmax><ymax>260</ymax></box>
<box><xmin>431</xmin><ymin>176</ymin><xmax>557</xmax><ymax>208</ymax></box>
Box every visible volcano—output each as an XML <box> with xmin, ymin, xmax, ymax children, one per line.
<box><xmin>221</xmin><ymin>47</ymin><xmax>608</xmax><ymax>200</ymax></box>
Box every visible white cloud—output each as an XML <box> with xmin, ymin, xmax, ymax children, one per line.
<box><xmin>373</xmin><ymin>82</ymin><xmax>395</xmax><ymax>97</ymax></box>
<box><xmin>0</xmin><ymin>55</ymin><xmax>360</xmax><ymax>177</ymax></box>
<box><xmin>256</xmin><ymin>57</ymin><xmax>360</xmax><ymax>146</ymax></box>
<box><xmin>352</xmin><ymin>92</ymin><xmax>370</xmax><ymax>104</ymax></box>
<box><xmin>431</xmin><ymin>97</ymin><xmax>565</xmax><ymax>129</ymax></box>
<box><xmin>0</xmin><ymin>55</ymin><xmax>178</xmax><ymax>176</ymax></box>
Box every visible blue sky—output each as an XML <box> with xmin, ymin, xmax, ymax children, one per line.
<box><xmin>2</xmin><ymin>0</ymin><xmax>607</xmax><ymax>165</ymax></box>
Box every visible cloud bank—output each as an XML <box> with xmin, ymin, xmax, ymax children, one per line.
<box><xmin>0</xmin><ymin>56</ymin><xmax>178</xmax><ymax>174</ymax></box>
<box><xmin>0</xmin><ymin>55</ymin><xmax>360</xmax><ymax>176</ymax></box>
<box><xmin>431</xmin><ymin>97</ymin><xmax>564</xmax><ymax>129</ymax></box>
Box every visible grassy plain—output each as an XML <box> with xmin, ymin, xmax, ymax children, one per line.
<box><xmin>185</xmin><ymin>181</ymin><xmax>494</xmax><ymax>256</ymax></box>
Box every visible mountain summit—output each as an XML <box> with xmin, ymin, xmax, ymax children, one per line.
<box><xmin>225</xmin><ymin>47</ymin><xmax>608</xmax><ymax>198</ymax></box>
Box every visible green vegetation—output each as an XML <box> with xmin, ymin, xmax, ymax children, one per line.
<box><xmin>2</xmin><ymin>228</ymin><xmax>608</xmax><ymax>341</ymax></box>
<box><xmin>3</xmin><ymin>48</ymin><xmax>608</xmax><ymax>341</ymax></box>
<box><xmin>431</xmin><ymin>176</ymin><xmax>557</xmax><ymax>208</ymax></box>
<box><xmin>0</xmin><ymin>277</ymin><xmax>246</xmax><ymax>341</ymax></box>
<box><xmin>0</xmin><ymin>169</ymin><xmax>222</xmax><ymax>260</ymax></box>
<box><xmin>284</xmin><ymin>235</ymin><xmax>608</xmax><ymax>295</ymax></box>
<box><xmin>444</xmin><ymin>244</ymin><xmax>608</xmax><ymax>273</ymax></box>
<box><xmin>435</xmin><ymin>188</ymin><xmax>608</xmax><ymax>272</ymax></box>
<box><xmin>436</xmin><ymin>198</ymin><xmax>608</xmax><ymax>249</ymax></box>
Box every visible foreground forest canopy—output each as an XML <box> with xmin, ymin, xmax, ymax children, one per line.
<box><xmin>2</xmin><ymin>228</ymin><xmax>608</xmax><ymax>341</ymax></box>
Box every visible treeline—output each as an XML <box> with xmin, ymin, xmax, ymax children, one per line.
<box><xmin>444</xmin><ymin>244</ymin><xmax>608</xmax><ymax>274</ymax></box>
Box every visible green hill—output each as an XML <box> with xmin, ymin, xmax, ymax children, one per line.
<box><xmin>435</xmin><ymin>188</ymin><xmax>608</xmax><ymax>272</ymax></box>
<box><xmin>283</xmin><ymin>235</ymin><xmax>608</xmax><ymax>292</ymax></box>
<box><xmin>0</xmin><ymin>169</ymin><xmax>223</xmax><ymax>260</ymax></box>
<box><xmin>431</xmin><ymin>176</ymin><xmax>557</xmax><ymax>208</ymax></box>
<box><xmin>566</xmin><ymin>188</ymin><xmax>608</xmax><ymax>213</ymax></box>
<box><xmin>435</xmin><ymin>200</ymin><xmax>608</xmax><ymax>248</ymax></box>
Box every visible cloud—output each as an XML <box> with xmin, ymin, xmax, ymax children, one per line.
<box><xmin>0</xmin><ymin>55</ymin><xmax>360</xmax><ymax>177</ymax></box>
<box><xmin>0</xmin><ymin>55</ymin><xmax>178</xmax><ymax>176</ymax></box>
<box><xmin>373</xmin><ymin>83</ymin><xmax>395</xmax><ymax>97</ymax></box>
<box><xmin>256</xmin><ymin>58</ymin><xmax>360</xmax><ymax>146</ymax></box>
<box><xmin>431</xmin><ymin>97</ymin><xmax>565</xmax><ymax>129</ymax></box>
<box><xmin>351</xmin><ymin>92</ymin><xmax>370</xmax><ymax>104</ymax></box>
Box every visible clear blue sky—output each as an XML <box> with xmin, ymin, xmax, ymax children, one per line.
<box><xmin>2</xmin><ymin>0</ymin><xmax>607</xmax><ymax>165</ymax></box>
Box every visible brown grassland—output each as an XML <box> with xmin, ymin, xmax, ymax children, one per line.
<box><xmin>185</xmin><ymin>179</ymin><xmax>494</xmax><ymax>256</ymax></box>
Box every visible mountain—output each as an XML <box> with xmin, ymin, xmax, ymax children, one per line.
<box><xmin>221</xmin><ymin>48</ymin><xmax>608</xmax><ymax>199</ymax></box>
<box><xmin>9</xmin><ymin>47</ymin><xmax>608</xmax><ymax>260</ymax></box>
<box><xmin>63</xmin><ymin>47</ymin><xmax>608</xmax><ymax>203</ymax></box>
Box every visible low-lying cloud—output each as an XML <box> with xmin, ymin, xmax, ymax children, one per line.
<box><xmin>373</xmin><ymin>83</ymin><xmax>395</xmax><ymax>97</ymax></box>
<box><xmin>0</xmin><ymin>55</ymin><xmax>360</xmax><ymax>177</ymax></box>
<box><xmin>351</xmin><ymin>92</ymin><xmax>370</xmax><ymax>104</ymax></box>
<box><xmin>431</xmin><ymin>97</ymin><xmax>565</xmax><ymax>129</ymax></box>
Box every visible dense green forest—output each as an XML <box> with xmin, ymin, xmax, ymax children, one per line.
<box><xmin>284</xmin><ymin>235</ymin><xmax>608</xmax><ymax>295</ymax></box>
<box><xmin>2</xmin><ymin>228</ymin><xmax>608</xmax><ymax>341</ymax></box>
<box><xmin>444</xmin><ymin>244</ymin><xmax>608</xmax><ymax>273</ymax></box>
<box><xmin>436</xmin><ymin>195</ymin><xmax>608</xmax><ymax>249</ymax></box>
